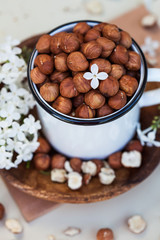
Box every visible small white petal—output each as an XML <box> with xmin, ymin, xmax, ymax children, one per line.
<box><xmin>97</xmin><ymin>72</ymin><xmax>108</xmax><ymax>80</ymax></box>
<box><xmin>83</xmin><ymin>72</ymin><xmax>93</xmax><ymax>80</ymax></box>
<box><xmin>91</xmin><ymin>64</ymin><xmax>98</xmax><ymax>75</ymax></box>
<box><xmin>91</xmin><ymin>77</ymin><xmax>99</xmax><ymax>89</ymax></box>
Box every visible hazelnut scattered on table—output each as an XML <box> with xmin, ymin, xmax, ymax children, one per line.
<box><xmin>30</xmin><ymin>21</ymin><xmax>141</xmax><ymax>119</ymax></box>
<box><xmin>127</xmin><ymin>215</ymin><xmax>147</xmax><ymax>234</ymax></box>
<box><xmin>5</xmin><ymin>218</ymin><xmax>23</xmax><ymax>234</ymax></box>
<box><xmin>97</xmin><ymin>228</ymin><xmax>114</xmax><ymax>240</ymax></box>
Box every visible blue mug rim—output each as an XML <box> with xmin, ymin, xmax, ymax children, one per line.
<box><xmin>27</xmin><ymin>20</ymin><xmax>148</xmax><ymax>126</ymax></box>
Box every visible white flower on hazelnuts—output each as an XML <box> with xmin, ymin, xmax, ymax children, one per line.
<box><xmin>83</xmin><ymin>64</ymin><xmax>108</xmax><ymax>89</ymax></box>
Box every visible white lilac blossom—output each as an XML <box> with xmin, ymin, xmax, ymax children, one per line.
<box><xmin>83</xmin><ymin>64</ymin><xmax>108</xmax><ymax>89</ymax></box>
<box><xmin>137</xmin><ymin>123</ymin><xmax>160</xmax><ymax>147</ymax></box>
<box><xmin>141</xmin><ymin>36</ymin><xmax>160</xmax><ymax>57</ymax></box>
<box><xmin>0</xmin><ymin>37</ymin><xmax>41</xmax><ymax>170</ymax></box>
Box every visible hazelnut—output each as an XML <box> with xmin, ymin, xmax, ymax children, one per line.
<box><xmin>73</xmin><ymin>22</ymin><xmax>91</xmax><ymax>35</ymax></box>
<box><xmin>67</xmin><ymin>172</ymin><xmax>83</xmax><ymax>190</ymax></box>
<box><xmin>84</xmin><ymin>28</ymin><xmax>101</xmax><ymax>42</ymax></box>
<box><xmin>73</xmin><ymin>72</ymin><xmax>91</xmax><ymax>93</ymax></box>
<box><xmin>81</xmin><ymin>161</ymin><xmax>97</xmax><ymax>176</ymax></box>
<box><xmin>108</xmin><ymin>90</ymin><xmax>127</xmax><ymax>110</ymax></box>
<box><xmin>90</xmin><ymin>58</ymin><xmax>111</xmax><ymax>73</ymax></box>
<box><xmin>75</xmin><ymin>103</ymin><xmax>95</xmax><ymax>118</ymax></box>
<box><xmin>128</xmin><ymin>215</ymin><xmax>147</xmax><ymax>234</ymax></box>
<box><xmin>40</xmin><ymin>82</ymin><xmax>59</xmax><ymax>102</ymax></box>
<box><xmin>119</xmin><ymin>75</ymin><xmax>138</xmax><ymax>96</ymax></box>
<box><xmin>75</xmin><ymin>32</ymin><xmax>84</xmax><ymax>44</ymax></box>
<box><xmin>63</xmin><ymin>227</ymin><xmax>81</xmax><ymax>236</ymax></box>
<box><xmin>67</xmin><ymin>51</ymin><xmax>89</xmax><ymax>71</ymax></box>
<box><xmin>0</xmin><ymin>203</ymin><xmax>5</xmax><ymax>220</ymax></box>
<box><xmin>96</xmin><ymin>37</ymin><xmax>115</xmax><ymax>58</ymax></box>
<box><xmin>102</xmin><ymin>23</ymin><xmax>121</xmax><ymax>42</ymax></box>
<box><xmin>81</xmin><ymin>41</ymin><xmax>102</xmax><ymax>59</ymax></box>
<box><xmin>51</xmin><ymin>169</ymin><xmax>66</xmax><ymax>183</ymax></box>
<box><xmin>73</xmin><ymin>94</ymin><xmax>84</xmax><ymax>108</ymax></box>
<box><xmin>60</xmin><ymin>77</ymin><xmax>78</xmax><ymax>98</ymax></box>
<box><xmin>52</xmin><ymin>96</ymin><xmax>72</xmax><ymax>114</ymax></box>
<box><xmin>99</xmin><ymin>167</ymin><xmax>115</xmax><ymax>185</ymax></box>
<box><xmin>83</xmin><ymin>173</ymin><xmax>92</xmax><ymax>185</ymax></box>
<box><xmin>35</xmin><ymin>54</ymin><xmax>54</xmax><ymax>75</ymax></box>
<box><xmin>51</xmin><ymin>154</ymin><xmax>66</xmax><ymax>169</ymax></box>
<box><xmin>126</xmin><ymin>70</ymin><xmax>137</xmax><ymax>78</ymax></box>
<box><xmin>119</xmin><ymin>31</ymin><xmax>132</xmax><ymax>49</ymax></box>
<box><xmin>125</xmin><ymin>51</ymin><xmax>141</xmax><ymax>71</ymax></box>
<box><xmin>97</xmin><ymin>228</ymin><xmax>114</xmax><ymax>240</ymax></box>
<box><xmin>121</xmin><ymin>150</ymin><xmax>142</xmax><ymax>168</ymax></box>
<box><xmin>50</xmin><ymin>32</ymin><xmax>65</xmax><ymax>54</ymax></box>
<box><xmin>5</xmin><ymin>219</ymin><xmax>23</xmax><ymax>234</ymax></box>
<box><xmin>54</xmin><ymin>52</ymin><xmax>68</xmax><ymax>72</ymax></box>
<box><xmin>33</xmin><ymin>153</ymin><xmax>51</xmax><ymax>170</ymax></box>
<box><xmin>64</xmin><ymin>161</ymin><xmax>73</xmax><ymax>173</ymax></box>
<box><xmin>141</xmin><ymin>14</ymin><xmax>157</xmax><ymax>28</ymax></box>
<box><xmin>125</xmin><ymin>140</ymin><xmax>143</xmax><ymax>152</ymax></box>
<box><xmin>61</xmin><ymin>33</ymin><xmax>80</xmax><ymax>53</ymax></box>
<box><xmin>97</xmin><ymin>104</ymin><xmax>114</xmax><ymax>117</ymax></box>
<box><xmin>30</xmin><ymin>67</ymin><xmax>47</xmax><ymax>84</ymax></box>
<box><xmin>92</xmin><ymin>159</ymin><xmax>104</xmax><ymax>174</ymax></box>
<box><xmin>99</xmin><ymin>76</ymin><xmax>119</xmax><ymax>97</ymax></box>
<box><xmin>93</xmin><ymin>22</ymin><xmax>107</xmax><ymax>32</ymax></box>
<box><xmin>36</xmin><ymin>137</ymin><xmax>51</xmax><ymax>153</ymax></box>
<box><xmin>36</xmin><ymin>34</ymin><xmax>51</xmax><ymax>53</ymax></box>
<box><xmin>50</xmin><ymin>70</ymin><xmax>70</xmax><ymax>83</ymax></box>
<box><xmin>70</xmin><ymin>158</ymin><xmax>82</xmax><ymax>173</ymax></box>
<box><xmin>85</xmin><ymin>90</ymin><xmax>105</xmax><ymax>109</ymax></box>
<box><xmin>108</xmin><ymin>151</ymin><xmax>122</xmax><ymax>169</ymax></box>
<box><xmin>109</xmin><ymin>64</ymin><xmax>125</xmax><ymax>80</ymax></box>
<box><xmin>110</xmin><ymin>45</ymin><xmax>129</xmax><ymax>65</ymax></box>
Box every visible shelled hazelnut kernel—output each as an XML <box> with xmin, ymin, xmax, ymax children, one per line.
<box><xmin>33</xmin><ymin>153</ymin><xmax>51</xmax><ymax>170</ymax></box>
<box><xmin>60</xmin><ymin>77</ymin><xmax>78</xmax><ymax>98</ymax></box>
<box><xmin>31</xmin><ymin>21</ymin><xmax>141</xmax><ymax>118</ymax></box>
<box><xmin>84</xmin><ymin>90</ymin><xmax>105</xmax><ymax>109</ymax></box>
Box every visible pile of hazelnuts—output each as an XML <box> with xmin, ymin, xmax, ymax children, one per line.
<box><xmin>30</xmin><ymin>22</ymin><xmax>141</xmax><ymax>118</ymax></box>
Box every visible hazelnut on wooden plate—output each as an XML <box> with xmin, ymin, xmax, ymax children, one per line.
<box><xmin>121</xmin><ymin>150</ymin><xmax>142</xmax><ymax>168</ymax></box>
<box><xmin>108</xmin><ymin>151</ymin><xmax>122</xmax><ymax>169</ymax></box>
<box><xmin>99</xmin><ymin>167</ymin><xmax>115</xmax><ymax>185</ymax></box>
<box><xmin>51</xmin><ymin>154</ymin><xmax>66</xmax><ymax>169</ymax></box>
<box><xmin>67</xmin><ymin>172</ymin><xmax>83</xmax><ymax>190</ymax></box>
<box><xmin>70</xmin><ymin>158</ymin><xmax>82</xmax><ymax>173</ymax></box>
<box><xmin>51</xmin><ymin>169</ymin><xmax>67</xmax><ymax>183</ymax></box>
<box><xmin>36</xmin><ymin>137</ymin><xmax>51</xmax><ymax>153</ymax></box>
<box><xmin>81</xmin><ymin>161</ymin><xmax>97</xmax><ymax>176</ymax></box>
<box><xmin>33</xmin><ymin>153</ymin><xmax>51</xmax><ymax>170</ymax></box>
<box><xmin>125</xmin><ymin>140</ymin><xmax>143</xmax><ymax>152</ymax></box>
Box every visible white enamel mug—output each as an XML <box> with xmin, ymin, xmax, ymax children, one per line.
<box><xmin>28</xmin><ymin>21</ymin><xmax>160</xmax><ymax>160</ymax></box>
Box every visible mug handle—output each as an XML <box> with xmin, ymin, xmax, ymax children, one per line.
<box><xmin>138</xmin><ymin>68</ymin><xmax>160</xmax><ymax>108</ymax></box>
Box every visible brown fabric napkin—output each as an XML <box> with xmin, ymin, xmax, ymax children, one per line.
<box><xmin>3</xmin><ymin>4</ymin><xmax>160</xmax><ymax>222</ymax></box>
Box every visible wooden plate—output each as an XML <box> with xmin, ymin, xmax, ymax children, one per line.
<box><xmin>0</xmin><ymin>36</ymin><xmax>160</xmax><ymax>204</ymax></box>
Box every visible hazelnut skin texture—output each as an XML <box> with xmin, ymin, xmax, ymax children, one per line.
<box><xmin>75</xmin><ymin>32</ymin><xmax>84</xmax><ymax>44</ymax></box>
<box><xmin>84</xmin><ymin>90</ymin><xmax>105</xmax><ymax>109</ymax></box>
<box><xmin>108</xmin><ymin>151</ymin><xmax>122</xmax><ymax>169</ymax></box>
<box><xmin>75</xmin><ymin>104</ymin><xmax>95</xmax><ymax>118</ymax></box>
<box><xmin>92</xmin><ymin>159</ymin><xmax>104</xmax><ymax>174</ymax></box>
<box><xmin>67</xmin><ymin>51</ymin><xmax>89</xmax><ymax>72</ymax></box>
<box><xmin>97</xmin><ymin>104</ymin><xmax>114</xmax><ymax>117</ymax></box>
<box><xmin>125</xmin><ymin>140</ymin><xmax>143</xmax><ymax>152</ymax></box>
<box><xmin>73</xmin><ymin>72</ymin><xmax>91</xmax><ymax>93</ymax></box>
<box><xmin>81</xmin><ymin>41</ymin><xmax>102</xmax><ymax>59</ymax></box>
<box><xmin>70</xmin><ymin>158</ymin><xmax>82</xmax><ymax>172</ymax></box>
<box><xmin>36</xmin><ymin>137</ymin><xmax>51</xmax><ymax>153</ymax></box>
<box><xmin>50</xmin><ymin>32</ymin><xmax>65</xmax><ymax>54</ymax></box>
<box><xmin>110</xmin><ymin>45</ymin><xmax>129</xmax><ymax>65</ymax></box>
<box><xmin>36</xmin><ymin>34</ymin><xmax>51</xmax><ymax>53</ymax></box>
<box><xmin>96</xmin><ymin>37</ymin><xmax>115</xmax><ymax>58</ymax></box>
<box><xmin>61</xmin><ymin>33</ymin><xmax>80</xmax><ymax>53</ymax></box>
<box><xmin>119</xmin><ymin>31</ymin><xmax>132</xmax><ymax>49</ymax></box>
<box><xmin>109</xmin><ymin>64</ymin><xmax>125</xmax><ymax>80</ymax></box>
<box><xmin>73</xmin><ymin>94</ymin><xmax>84</xmax><ymax>108</ymax></box>
<box><xmin>51</xmin><ymin>154</ymin><xmax>66</xmax><ymax>169</ymax></box>
<box><xmin>40</xmin><ymin>82</ymin><xmax>59</xmax><ymax>102</ymax></box>
<box><xmin>50</xmin><ymin>70</ymin><xmax>70</xmax><ymax>83</ymax></box>
<box><xmin>99</xmin><ymin>76</ymin><xmax>119</xmax><ymax>97</ymax></box>
<box><xmin>125</xmin><ymin>51</ymin><xmax>141</xmax><ymax>71</ymax></box>
<box><xmin>90</xmin><ymin>58</ymin><xmax>111</xmax><ymax>73</ymax></box>
<box><xmin>52</xmin><ymin>96</ymin><xmax>72</xmax><ymax>115</ymax></box>
<box><xmin>119</xmin><ymin>75</ymin><xmax>138</xmax><ymax>96</ymax></box>
<box><xmin>102</xmin><ymin>23</ymin><xmax>121</xmax><ymax>42</ymax></box>
<box><xmin>35</xmin><ymin>54</ymin><xmax>54</xmax><ymax>75</ymax></box>
<box><xmin>93</xmin><ymin>22</ymin><xmax>107</xmax><ymax>32</ymax></box>
<box><xmin>83</xmin><ymin>174</ymin><xmax>92</xmax><ymax>185</ymax></box>
<box><xmin>60</xmin><ymin>77</ymin><xmax>79</xmax><ymax>98</ymax></box>
<box><xmin>0</xmin><ymin>203</ymin><xmax>5</xmax><ymax>220</ymax></box>
<box><xmin>73</xmin><ymin>22</ymin><xmax>91</xmax><ymax>35</ymax></box>
<box><xmin>84</xmin><ymin>28</ymin><xmax>101</xmax><ymax>42</ymax></box>
<box><xmin>30</xmin><ymin>67</ymin><xmax>47</xmax><ymax>84</ymax></box>
<box><xmin>54</xmin><ymin>52</ymin><xmax>68</xmax><ymax>72</ymax></box>
<box><xmin>108</xmin><ymin>90</ymin><xmax>127</xmax><ymax>110</ymax></box>
<box><xmin>97</xmin><ymin>228</ymin><xmax>114</xmax><ymax>240</ymax></box>
<box><xmin>33</xmin><ymin>153</ymin><xmax>51</xmax><ymax>170</ymax></box>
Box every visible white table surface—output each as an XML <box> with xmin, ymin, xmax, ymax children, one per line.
<box><xmin>1</xmin><ymin>0</ymin><xmax>160</xmax><ymax>239</ymax></box>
